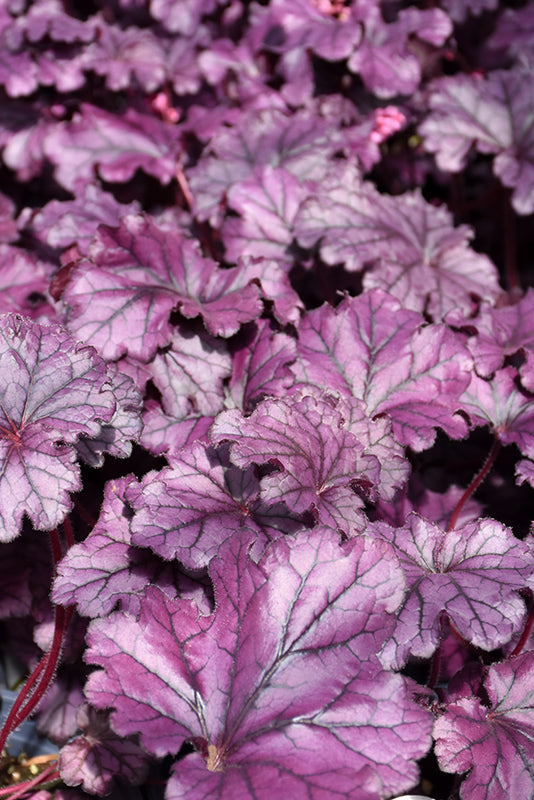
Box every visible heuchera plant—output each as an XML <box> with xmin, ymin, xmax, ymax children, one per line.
<box><xmin>1</xmin><ymin>1</ymin><xmax>534</xmax><ymax>799</ymax></box>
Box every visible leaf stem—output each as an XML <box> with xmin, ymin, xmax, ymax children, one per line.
<box><xmin>447</xmin><ymin>438</ymin><xmax>500</xmax><ymax>531</ymax></box>
<box><xmin>0</xmin><ymin>764</ymin><xmax>60</xmax><ymax>799</ymax></box>
<box><xmin>0</xmin><ymin>528</ymin><xmax>73</xmax><ymax>753</ymax></box>
<box><xmin>509</xmin><ymin>591</ymin><xmax>534</xmax><ymax>658</ymax></box>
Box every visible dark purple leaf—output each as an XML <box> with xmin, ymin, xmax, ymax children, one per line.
<box><xmin>59</xmin><ymin>704</ymin><xmax>149</xmax><ymax>795</ymax></box>
<box><xmin>36</xmin><ymin>666</ymin><xmax>86</xmax><ymax>745</ymax></box>
<box><xmin>420</xmin><ymin>67</ymin><xmax>534</xmax><ymax>215</ymax></box>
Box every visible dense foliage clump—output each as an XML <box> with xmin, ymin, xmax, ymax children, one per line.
<box><xmin>1</xmin><ymin>2</ymin><xmax>534</xmax><ymax>799</ymax></box>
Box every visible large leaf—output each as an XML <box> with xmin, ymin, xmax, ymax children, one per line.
<box><xmin>43</xmin><ymin>103</ymin><xmax>184</xmax><ymax>191</ymax></box>
<box><xmin>372</xmin><ymin>513</ymin><xmax>533</xmax><ymax>668</ymax></box>
<box><xmin>292</xmin><ymin>290</ymin><xmax>472</xmax><ymax>450</ymax></box>
<box><xmin>85</xmin><ymin>531</ymin><xmax>432</xmax><ymax>799</ymax></box>
<box><xmin>223</xmin><ymin>166</ymin><xmax>306</xmax><ymax>263</ymax></box>
<box><xmin>186</xmin><ymin>107</ymin><xmax>346</xmax><ymax>224</ymax></box>
<box><xmin>434</xmin><ymin>653</ymin><xmax>534</xmax><ymax>800</ymax></box>
<box><xmin>420</xmin><ymin>67</ymin><xmax>534</xmax><ymax>215</ymax></box>
<box><xmin>128</xmin><ymin>442</ymin><xmax>302</xmax><ymax>568</ymax></box>
<box><xmin>295</xmin><ymin>164</ymin><xmax>499</xmax><ymax>318</ymax></box>
<box><xmin>62</xmin><ymin>215</ymin><xmax>265</xmax><ymax>360</ymax></box>
<box><xmin>210</xmin><ymin>388</ymin><xmax>381</xmax><ymax>533</ymax></box>
<box><xmin>0</xmin><ymin>314</ymin><xmax>115</xmax><ymax>540</ymax></box>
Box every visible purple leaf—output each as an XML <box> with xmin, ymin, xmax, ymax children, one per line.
<box><xmin>0</xmin><ymin>314</ymin><xmax>115</xmax><ymax>540</ymax></box>
<box><xmin>149</xmin><ymin>0</ymin><xmax>219</xmax><ymax>35</ymax></box>
<box><xmin>210</xmin><ymin>388</ymin><xmax>381</xmax><ymax>532</ymax></box>
<box><xmin>43</xmin><ymin>104</ymin><xmax>183</xmax><ymax>191</ymax></box>
<box><xmin>226</xmin><ymin>319</ymin><xmax>297</xmax><ymax>414</ymax></box>
<box><xmin>372</xmin><ymin>513</ymin><xmax>533</xmax><ymax>667</ymax></box>
<box><xmin>30</xmin><ymin>184</ymin><xmax>140</xmax><ymax>255</ymax></box>
<box><xmin>85</xmin><ymin>531</ymin><xmax>431</xmax><ymax>799</ymax></box>
<box><xmin>420</xmin><ymin>67</ymin><xmax>534</xmax><ymax>215</ymax></box>
<box><xmin>59</xmin><ymin>704</ymin><xmax>149</xmax><ymax>795</ymax></box>
<box><xmin>0</xmin><ymin>192</ymin><xmax>18</xmax><ymax>243</ymax></box>
<box><xmin>128</xmin><ymin>442</ymin><xmax>274</xmax><ymax>568</ymax></box>
<box><xmin>187</xmin><ymin>107</ymin><xmax>347</xmax><ymax>225</ymax></box>
<box><xmin>222</xmin><ymin>166</ymin><xmax>307</xmax><ymax>263</ymax></box>
<box><xmin>20</xmin><ymin>0</ymin><xmax>96</xmax><ymax>43</ymax></box>
<box><xmin>36</xmin><ymin>666</ymin><xmax>86</xmax><ymax>744</ymax></box>
<box><xmin>75</xmin><ymin>363</ymin><xmax>142</xmax><ymax>467</ymax></box>
<box><xmin>434</xmin><ymin>653</ymin><xmax>534</xmax><ymax>800</ymax></box>
<box><xmin>52</xmin><ymin>477</ymin><xmax>153</xmax><ymax>617</ymax></box>
<box><xmin>442</xmin><ymin>0</ymin><xmax>497</xmax><ymax>22</ymax></box>
<box><xmin>139</xmin><ymin>405</ymin><xmax>213</xmax><ymax>457</ymax></box>
<box><xmin>63</xmin><ymin>215</ymin><xmax>266</xmax><ymax>360</ymax></box>
<box><xmin>0</xmin><ymin>245</ymin><xmax>55</xmax><ymax>319</ymax></box>
<box><xmin>375</xmin><ymin>478</ymin><xmax>482</xmax><ymax>530</ymax></box>
<box><xmin>459</xmin><ymin>367</ymin><xmax>534</xmax><ymax>459</ymax></box>
<box><xmin>295</xmin><ymin>164</ymin><xmax>500</xmax><ymax>318</ymax></box>
<box><xmin>292</xmin><ymin>290</ymin><xmax>472</xmax><ymax>450</ymax></box>
<box><xmin>348</xmin><ymin>4</ymin><xmax>452</xmax><ymax>98</ymax></box>
<box><xmin>146</xmin><ymin>324</ymin><xmax>231</xmax><ymax>419</ymax></box>
<box><xmin>82</xmin><ymin>21</ymin><xmax>167</xmax><ymax>92</ymax></box>
<box><xmin>448</xmin><ymin>291</ymin><xmax>534</xmax><ymax>392</ymax></box>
